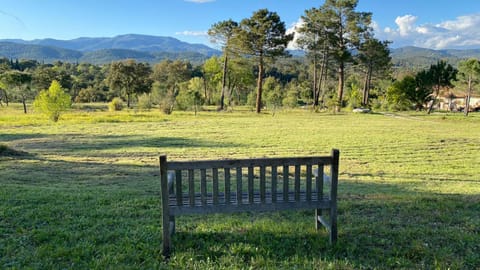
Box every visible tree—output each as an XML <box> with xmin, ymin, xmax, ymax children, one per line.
<box><xmin>307</xmin><ymin>0</ymin><xmax>372</xmax><ymax>112</ymax></box>
<box><xmin>208</xmin><ymin>19</ymin><xmax>239</xmax><ymax>110</ymax></box>
<box><xmin>33</xmin><ymin>80</ymin><xmax>71</xmax><ymax>122</ymax></box>
<box><xmin>176</xmin><ymin>77</ymin><xmax>204</xmax><ymax>115</ymax></box>
<box><xmin>202</xmin><ymin>56</ymin><xmax>223</xmax><ymax>105</ymax></box>
<box><xmin>357</xmin><ymin>38</ymin><xmax>392</xmax><ymax>107</ymax></box>
<box><xmin>386</xmin><ymin>76</ymin><xmax>416</xmax><ymax>111</ymax></box>
<box><xmin>426</xmin><ymin>60</ymin><xmax>457</xmax><ymax>114</ymax></box>
<box><xmin>152</xmin><ymin>60</ymin><xmax>193</xmax><ymax>113</ymax></box>
<box><xmin>1</xmin><ymin>70</ymin><xmax>33</xmax><ymax>113</ymax></box>
<box><xmin>413</xmin><ymin>70</ymin><xmax>434</xmax><ymax>110</ymax></box>
<box><xmin>263</xmin><ymin>76</ymin><xmax>283</xmax><ymax>114</ymax></box>
<box><xmin>106</xmin><ymin>60</ymin><xmax>153</xmax><ymax>108</ymax></box>
<box><xmin>235</xmin><ymin>9</ymin><xmax>293</xmax><ymax>113</ymax></box>
<box><xmin>457</xmin><ymin>58</ymin><xmax>480</xmax><ymax>116</ymax></box>
<box><xmin>297</xmin><ymin>7</ymin><xmax>331</xmax><ymax>109</ymax></box>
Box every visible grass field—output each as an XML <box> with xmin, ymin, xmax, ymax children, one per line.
<box><xmin>1</xmin><ymin>104</ymin><xmax>479</xmax><ymax>269</ymax></box>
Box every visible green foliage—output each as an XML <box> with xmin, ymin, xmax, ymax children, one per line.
<box><xmin>457</xmin><ymin>58</ymin><xmax>480</xmax><ymax>115</ymax></box>
<box><xmin>175</xmin><ymin>78</ymin><xmax>205</xmax><ymax>113</ymax></box>
<box><xmin>425</xmin><ymin>60</ymin><xmax>458</xmax><ymax>113</ymax></box>
<box><xmin>75</xmin><ymin>86</ymin><xmax>106</xmax><ymax>103</ymax></box>
<box><xmin>282</xmin><ymin>81</ymin><xmax>300</xmax><ymax>108</ymax></box>
<box><xmin>33</xmin><ymin>80</ymin><xmax>72</xmax><ymax>121</ymax></box>
<box><xmin>108</xmin><ymin>97</ymin><xmax>124</xmax><ymax>112</ymax></box>
<box><xmin>300</xmin><ymin>0</ymin><xmax>372</xmax><ymax>111</ymax></box>
<box><xmin>346</xmin><ymin>82</ymin><xmax>362</xmax><ymax>109</ymax></box>
<box><xmin>263</xmin><ymin>77</ymin><xmax>283</xmax><ymax>111</ymax></box>
<box><xmin>137</xmin><ymin>93</ymin><xmax>152</xmax><ymax>111</ymax></box>
<box><xmin>106</xmin><ymin>60</ymin><xmax>153</xmax><ymax>108</ymax></box>
<box><xmin>236</xmin><ymin>9</ymin><xmax>293</xmax><ymax>113</ymax></box>
<box><xmin>386</xmin><ymin>77</ymin><xmax>415</xmax><ymax>111</ymax></box>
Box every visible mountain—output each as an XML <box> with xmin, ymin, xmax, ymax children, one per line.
<box><xmin>0</xmin><ymin>34</ymin><xmax>220</xmax><ymax>64</ymax></box>
<box><xmin>0</xmin><ymin>34</ymin><xmax>218</xmax><ymax>54</ymax></box>
<box><xmin>390</xmin><ymin>46</ymin><xmax>480</xmax><ymax>70</ymax></box>
<box><xmin>0</xmin><ymin>42</ymin><xmax>82</xmax><ymax>63</ymax></box>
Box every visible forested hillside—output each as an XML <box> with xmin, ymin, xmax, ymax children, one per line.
<box><xmin>0</xmin><ymin>34</ymin><xmax>220</xmax><ymax>64</ymax></box>
<box><xmin>2</xmin><ymin>35</ymin><xmax>480</xmax><ymax>67</ymax></box>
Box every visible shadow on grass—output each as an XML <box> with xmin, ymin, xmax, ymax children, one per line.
<box><xmin>8</xmin><ymin>134</ymin><xmax>245</xmax><ymax>155</ymax></box>
<box><xmin>1</xmin><ymin>154</ymin><xmax>479</xmax><ymax>268</ymax></box>
<box><xmin>167</xmin><ymin>181</ymin><xmax>479</xmax><ymax>269</ymax></box>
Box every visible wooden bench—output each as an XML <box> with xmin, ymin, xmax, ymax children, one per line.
<box><xmin>160</xmin><ymin>149</ymin><xmax>339</xmax><ymax>257</ymax></box>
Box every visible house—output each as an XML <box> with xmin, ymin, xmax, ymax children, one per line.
<box><xmin>438</xmin><ymin>93</ymin><xmax>480</xmax><ymax>112</ymax></box>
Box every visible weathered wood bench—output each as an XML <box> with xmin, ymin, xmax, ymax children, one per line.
<box><xmin>160</xmin><ymin>149</ymin><xmax>339</xmax><ymax>257</ymax></box>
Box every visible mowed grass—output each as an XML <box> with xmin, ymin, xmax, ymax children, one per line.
<box><xmin>1</xmin><ymin>104</ymin><xmax>479</xmax><ymax>269</ymax></box>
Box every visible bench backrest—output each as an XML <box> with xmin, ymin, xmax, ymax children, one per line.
<box><xmin>160</xmin><ymin>149</ymin><xmax>339</xmax><ymax>215</ymax></box>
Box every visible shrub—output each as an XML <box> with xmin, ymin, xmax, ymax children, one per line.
<box><xmin>33</xmin><ymin>80</ymin><xmax>71</xmax><ymax>122</ymax></box>
<box><xmin>137</xmin><ymin>93</ymin><xmax>152</xmax><ymax>111</ymax></box>
<box><xmin>108</xmin><ymin>97</ymin><xmax>124</xmax><ymax>112</ymax></box>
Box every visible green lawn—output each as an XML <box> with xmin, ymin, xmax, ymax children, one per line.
<box><xmin>1</xmin><ymin>104</ymin><xmax>479</xmax><ymax>269</ymax></box>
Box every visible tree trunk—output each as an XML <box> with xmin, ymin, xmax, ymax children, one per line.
<box><xmin>313</xmin><ymin>56</ymin><xmax>318</xmax><ymax>108</ymax></box>
<box><xmin>362</xmin><ymin>64</ymin><xmax>372</xmax><ymax>107</ymax></box>
<box><xmin>336</xmin><ymin>62</ymin><xmax>345</xmax><ymax>112</ymax></box>
<box><xmin>22</xmin><ymin>96</ymin><xmax>27</xmax><ymax>114</ymax></box>
<box><xmin>427</xmin><ymin>86</ymin><xmax>439</xmax><ymax>114</ymax></box>
<box><xmin>465</xmin><ymin>75</ymin><xmax>472</xmax><ymax>116</ymax></box>
<box><xmin>255</xmin><ymin>56</ymin><xmax>264</xmax><ymax>114</ymax></box>
<box><xmin>220</xmin><ymin>53</ymin><xmax>228</xmax><ymax>110</ymax></box>
<box><xmin>203</xmin><ymin>77</ymin><xmax>208</xmax><ymax>105</ymax></box>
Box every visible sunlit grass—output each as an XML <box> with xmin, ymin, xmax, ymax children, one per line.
<box><xmin>1</xmin><ymin>103</ymin><xmax>479</xmax><ymax>269</ymax></box>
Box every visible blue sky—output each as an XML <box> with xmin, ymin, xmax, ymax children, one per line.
<box><xmin>1</xmin><ymin>0</ymin><xmax>480</xmax><ymax>50</ymax></box>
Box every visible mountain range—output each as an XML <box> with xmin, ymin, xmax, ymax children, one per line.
<box><xmin>0</xmin><ymin>34</ymin><xmax>220</xmax><ymax>64</ymax></box>
<box><xmin>1</xmin><ymin>34</ymin><xmax>480</xmax><ymax>67</ymax></box>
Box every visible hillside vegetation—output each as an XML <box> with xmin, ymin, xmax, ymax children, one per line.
<box><xmin>2</xmin><ymin>35</ymin><xmax>480</xmax><ymax>67</ymax></box>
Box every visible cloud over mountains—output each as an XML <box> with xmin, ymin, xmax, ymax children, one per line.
<box><xmin>376</xmin><ymin>13</ymin><xmax>480</xmax><ymax>49</ymax></box>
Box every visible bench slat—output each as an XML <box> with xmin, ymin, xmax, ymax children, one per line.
<box><xmin>213</xmin><ymin>168</ymin><xmax>219</xmax><ymax>205</ymax></box>
<box><xmin>188</xmin><ymin>169</ymin><xmax>194</xmax><ymax>207</ymax></box>
<box><xmin>167</xmin><ymin>156</ymin><xmax>333</xmax><ymax>170</ymax></box>
<box><xmin>248</xmin><ymin>167</ymin><xmax>254</xmax><ymax>203</ymax></box>
<box><xmin>225</xmin><ymin>168</ymin><xmax>231</xmax><ymax>205</ymax></box>
<box><xmin>175</xmin><ymin>170</ymin><xmax>183</xmax><ymax>206</ymax></box>
<box><xmin>236</xmin><ymin>167</ymin><xmax>242</xmax><ymax>205</ymax></box>
<box><xmin>271</xmin><ymin>166</ymin><xmax>277</xmax><ymax>203</ymax></box>
<box><xmin>260</xmin><ymin>166</ymin><xmax>266</xmax><ymax>203</ymax></box>
<box><xmin>169</xmin><ymin>191</ymin><xmax>330</xmax><ymax>207</ymax></box>
<box><xmin>200</xmin><ymin>169</ymin><xmax>207</xmax><ymax>206</ymax></box>
<box><xmin>283</xmin><ymin>165</ymin><xmax>289</xmax><ymax>202</ymax></box>
<box><xmin>170</xmin><ymin>199</ymin><xmax>332</xmax><ymax>215</ymax></box>
<box><xmin>295</xmin><ymin>165</ymin><xmax>301</xmax><ymax>201</ymax></box>
<box><xmin>306</xmin><ymin>164</ymin><xmax>312</xmax><ymax>202</ymax></box>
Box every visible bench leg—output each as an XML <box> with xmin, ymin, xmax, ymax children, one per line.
<box><xmin>329</xmin><ymin>205</ymin><xmax>337</xmax><ymax>244</ymax></box>
<box><xmin>316</xmin><ymin>208</ymin><xmax>337</xmax><ymax>244</ymax></box>
<box><xmin>162</xmin><ymin>213</ymin><xmax>171</xmax><ymax>258</ymax></box>
<box><xmin>315</xmin><ymin>209</ymin><xmax>323</xmax><ymax>230</ymax></box>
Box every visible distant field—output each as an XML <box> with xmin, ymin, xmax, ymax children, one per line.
<box><xmin>1</xmin><ymin>104</ymin><xmax>479</xmax><ymax>269</ymax></box>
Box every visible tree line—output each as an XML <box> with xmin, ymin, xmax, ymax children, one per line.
<box><xmin>1</xmin><ymin>0</ymin><xmax>479</xmax><ymax>117</ymax></box>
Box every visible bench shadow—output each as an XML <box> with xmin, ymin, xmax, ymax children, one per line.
<box><xmin>166</xmin><ymin>180</ymin><xmax>480</xmax><ymax>267</ymax></box>
<box><xmin>172</xmin><ymin>230</ymin><xmax>328</xmax><ymax>258</ymax></box>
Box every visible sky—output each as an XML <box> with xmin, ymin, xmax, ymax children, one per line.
<box><xmin>1</xmin><ymin>0</ymin><xmax>480</xmax><ymax>50</ymax></box>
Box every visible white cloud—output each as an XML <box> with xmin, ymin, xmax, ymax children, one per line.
<box><xmin>395</xmin><ymin>14</ymin><xmax>417</xmax><ymax>36</ymax></box>
<box><xmin>286</xmin><ymin>19</ymin><xmax>303</xmax><ymax>49</ymax></box>
<box><xmin>376</xmin><ymin>13</ymin><xmax>480</xmax><ymax>49</ymax></box>
<box><xmin>175</xmin><ymin>30</ymin><xmax>208</xmax><ymax>37</ymax></box>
